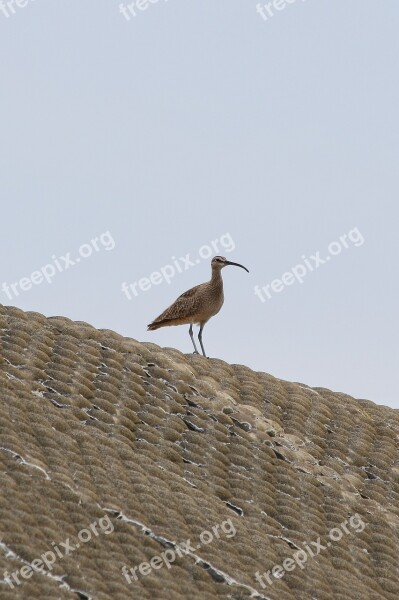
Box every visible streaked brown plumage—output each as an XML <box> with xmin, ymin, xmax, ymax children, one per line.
<box><xmin>148</xmin><ymin>256</ymin><xmax>249</xmax><ymax>357</ymax></box>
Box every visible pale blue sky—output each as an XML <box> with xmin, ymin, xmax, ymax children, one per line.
<box><xmin>1</xmin><ymin>1</ymin><xmax>398</xmax><ymax>408</ymax></box>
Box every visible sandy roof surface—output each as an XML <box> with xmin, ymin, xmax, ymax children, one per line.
<box><xmin>0</xmin><ymin>304</ymin><xmax>398</xmax><ymax>600</ymax></box>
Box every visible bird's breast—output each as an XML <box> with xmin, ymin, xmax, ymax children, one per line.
<box><xmin>195</xmin><ymin>287</ymin><xmax>224</xmax><ymax>323</ymax></box>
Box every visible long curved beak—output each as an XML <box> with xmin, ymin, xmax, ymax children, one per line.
<box><xmin>225</xmin><ymin>261</ymin><xmax>249</xmax><ymax>273</ymax></box>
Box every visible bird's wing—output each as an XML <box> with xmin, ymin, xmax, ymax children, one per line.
<box><xmin>152</xmin><ymin>283</ymin><xmax>205</xmax><ymax>323</ymax></box>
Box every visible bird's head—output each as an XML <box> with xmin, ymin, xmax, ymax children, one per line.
<box><xmin>211</xmin><ymin>256</ymin><xmax>249</xmax><ymax>273</ymax></box>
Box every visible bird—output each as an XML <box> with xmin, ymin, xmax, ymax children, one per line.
<box><xmin>147</xmin><ymin>255</ymin><xmax>249</xmax><ymax>357</ymax></box>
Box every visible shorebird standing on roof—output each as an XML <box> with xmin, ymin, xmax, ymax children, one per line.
<box><xmin>147</xmin><ymin>256</ymin><xmax>249</xmax><ymax>358</ymax></box>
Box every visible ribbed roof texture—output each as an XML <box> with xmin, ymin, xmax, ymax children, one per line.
<box><xmin>0</xmin><ymin>304</ymin><xmax>398</xmax><ymax>600</ymax></box>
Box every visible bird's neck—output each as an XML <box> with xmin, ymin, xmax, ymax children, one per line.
<box><xmin>210</xmin><ymin>268</ymin><xmax>223</xmax><ymax>287</ymax></box>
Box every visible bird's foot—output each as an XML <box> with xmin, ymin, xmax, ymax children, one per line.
<box><xmin>193</xmin><ymin>350</ymin><xmax>199</xmax><ymax>355</ymax></box>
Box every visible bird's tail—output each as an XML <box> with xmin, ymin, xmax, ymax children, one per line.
<box><xmin>147</xmin><ymin>318</ymin><xmax>181</xmax><ymax>331</ymax></box>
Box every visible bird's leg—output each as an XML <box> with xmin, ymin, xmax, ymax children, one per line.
<box><xmin>198</xmin><ymin>324</ymin><xmax>207</xmax><ymax>358</ymax></box>
<box><xmin>189</xmin><ymin>324</ymin><xmax>199</xmax><ymax>354</ymax></box>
